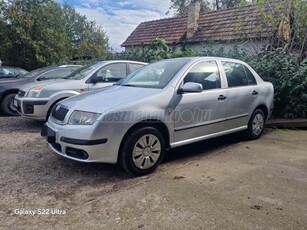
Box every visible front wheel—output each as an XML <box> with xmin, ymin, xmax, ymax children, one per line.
<box><xmin>1</xmin><ymin>93</ymin><xmax>18</xmax><ymax>116</ymax></box>
<box><xmin>246</xmin><ymin>109</ymin><xmax>265</xmax><ymax>140</ymax></box>
<box><xmin>119</xmin><ymin>127</ymin><xmax>165</xmax><ymax>176</ymax></box>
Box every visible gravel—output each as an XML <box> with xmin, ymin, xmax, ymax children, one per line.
<box><xmin>1</xmin><ymin>115</ymin><xmax>306</xmax><ymax>229</ymax></box>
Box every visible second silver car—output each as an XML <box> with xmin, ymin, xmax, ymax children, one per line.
<box><xmin>15</xmin><ymin>60</ymin><xmax>146</xmax><ymax>120</ymax></box>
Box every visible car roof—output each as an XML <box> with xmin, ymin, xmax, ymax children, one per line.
<box><xmin>165</xmin><ymin>56</ymin><xmax>248</xmax><ymax>64</ymax></box>
<box><xmin>95</xmin><ymin>60</ymin><xmax>148</xmax><ymax>65</ymax></box>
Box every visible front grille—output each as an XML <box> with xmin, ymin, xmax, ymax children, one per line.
<box><xmin>51</xmin><ymin>105</ymin><xmax>69</xmax><ymax>121</ymax></box>
<box><xmin>18</xmin><ymin>90</ymin><xmax>25</xmax><ymax>97</ymax></box>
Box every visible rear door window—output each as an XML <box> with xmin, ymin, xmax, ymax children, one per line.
<box><xmin>244</xmin><ymin>66</ymin><xmax>257</xmax><ymax>85</ymax></box>
<box><xmin>222</xmin><ymin>62</ymin><xmax>257</xmax><ymax>87</ymax></box>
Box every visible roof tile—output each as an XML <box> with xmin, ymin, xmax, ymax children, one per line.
<box><xmin>122</xmin><ymin>3</ymin><xmax>283</xmax><ymax>47</ymax></box>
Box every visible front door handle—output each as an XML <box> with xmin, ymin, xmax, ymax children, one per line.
<box><xmin>252</xmin><ymin>90</ymin><xmax>258</xmax><ymax>95</ymax></box>
<box><xmin>218</xmin><ymin>95</ymin><xmax>227</xmax><ymax>100</ymax></box>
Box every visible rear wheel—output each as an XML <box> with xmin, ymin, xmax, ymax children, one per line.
<box><xmin>1</xmin><ymin>93</ymin><xmax>18</xmax><ymax>116</ymax></box>
<box><xmin>120</xmin><ymin>127</ymin><xmax>165</xmax><ymax>176</ymax></box>
<box><xmin>246</xmin><ymin>109</ymin><xmax>265</xmax><ymax>139</ymax></box>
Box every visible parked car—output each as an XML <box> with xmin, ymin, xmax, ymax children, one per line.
<box><xmin>0</xmin><ymin>66</ymin><xmax>28</xmax><ymax>79</ymax></box>
<box><xmin>15</xmin><ymin>61</ymin><xmax>146</xmax><ymax>121</ymax></box>
<box><xmin>0</xmin><ymin>65</ymin><xmax>81</xmax><ymax>116</ymax></box>
<box><xmin>41</xmin><ymin>57</ymin><xmax>274</xmax><ymax>175</ymax></box>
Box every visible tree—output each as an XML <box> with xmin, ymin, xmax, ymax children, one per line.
<box><xmin>168</xmin><ymin>0</ymin><xmax>211</xmax><ymax>15</ymax></box>
<box><xmin>168</xmin><ymin>0</ymin><xmax>246</xmax><ymax>16</ymax></box>
<box><xmin>253</xmin><ymin>0</ymin><xmax>306</xmax><ymax>60</ymax></box>
<box><xmin>2</xmin><ymin>0</ymin><xmax>71</xmax><ymax>69</ymax></box>
<box><xmin>62</xmin><ymin>4</ymin><xmax>109</xmax><ymax>60</ymax></box>
<box><xmin>0</xmin><ymin>0</ymin><xmax>109</xmax><ymax>70</ymax></box>
<box><xmin>0</xmin><ymin>1</ymin><xmax>9</xmax><ymax>63</ymax></box>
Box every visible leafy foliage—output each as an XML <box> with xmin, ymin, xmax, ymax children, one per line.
<box><xmin>253</xmin><ymin>0</ymin><xmax>307</xmax><ymax>61</ymax></box>
<box><xmin>62</xmin><ymin>4</ymin><xmax>108</xmax><ymax>61</ymax></box>
<box><xmin>168</xmin><ymin>0</ymin><xmax>246</xmax><ymax>15</ymax></box>
<box><xmin>201</xmin><ymin>42</ymin><xmax>249</xmax><ymax>60</ymax></box>
<box><xmin>116</xmin><ymin>38</ymin><xmax>199</xmax><ymax>62</ymax></box>
<box><xmin>0</xmin><ymin>0</ymin><xmax>108</xmax><ymax>70</ymax></box>
<box><xmin>250</xmin><ymin>45</ymin><xmax>307</xmax><ymax>118</ymax></box>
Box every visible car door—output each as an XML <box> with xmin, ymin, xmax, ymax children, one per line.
<box><xmin>221</xmin><ymin>61</ymin><xmax>259</xmax><ymax>130</ymax></box>
<box><xmin>173</xmin><ymin>60</ymin><xmax>227</xmax><ymax>143</ymax></box>
<box><xmin>87</xmin><ymin>63</ymin><xmax>128</xmax><ymax>90</ymax></box>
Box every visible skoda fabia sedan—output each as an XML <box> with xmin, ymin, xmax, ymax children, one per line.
<box><xmin>42</xmin><ymin>57</ymin><xmax>274</xmax><ymax>175</ymax></box>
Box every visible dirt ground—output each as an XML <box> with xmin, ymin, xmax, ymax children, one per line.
<box><xmin>0</xmin><ymin>116</ymin><xmax>306</xmax><ymax>230</ymax></box>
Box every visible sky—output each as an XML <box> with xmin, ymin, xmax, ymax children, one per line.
<box><xmin>56</xmin><ymin>0</ymin><xmax>174</xmax><ymax>51</ymax></box>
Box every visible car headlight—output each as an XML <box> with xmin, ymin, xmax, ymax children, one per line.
<box><xmin>68</xmin><ymin>110</ymin><xmax>101</xmax><ymax>125</ymax></box>
<box><xmin>27</xmin><ymin>86</ymin><xmax>44</xmax><ymax>97</ymax></box>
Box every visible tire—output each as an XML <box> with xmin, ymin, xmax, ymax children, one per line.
<box><xmin>119</xmin><ymin>127</ymin><xmax>165</xmax><ymax>176</ymax></box>
<box><xmin>1</xmin><ymin>93</ymin><xmax>18</xmax><ymax>116</ymax></box>
<box><xmin>246</xmin><ymin>109</ymin><xmax>265</xmax><ymax>140</ymax></box>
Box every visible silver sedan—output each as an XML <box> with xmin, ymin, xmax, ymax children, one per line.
<box><xmin>42</xmin><ymin>57</ymin><xmax>274</xmax><ymax>175</ymax></box>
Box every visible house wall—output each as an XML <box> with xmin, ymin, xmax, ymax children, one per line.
<box><xmin>123</xmin><ymin>39</ymin><xmax>270</xmax><ymax>56</ymax></box>
<box><xmin>184</xmin><ymin>40</ymin><xmax>270</xmax><ymax>56</ymax></box>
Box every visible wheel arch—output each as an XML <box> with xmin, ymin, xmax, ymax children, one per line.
<box><xmin>0</xmin><ymin>89</ymin><xmax>19</xmax><ymax>103</ymax></box>
<box><xmin>118</xmin><ymin>119</ymin><xmax>171</xmax><ymax>161</ymax></box>
<box><xmin>254</xmin><ymin>104</ymin><xmax>268</xmax><ymax>120</ymax></box>
<box><xmin>46</xmin><ymin>97</ymin><xmax>68</xmax><ymax>120</ymax></box>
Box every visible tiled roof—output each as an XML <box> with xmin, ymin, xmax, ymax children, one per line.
<box><xmin>122</xmin><ymin>3</ymin><xmax>281</xmax><ymax>47</ymax></box>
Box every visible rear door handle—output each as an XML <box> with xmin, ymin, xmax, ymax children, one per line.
<box><xmin>218</xmin><ymin>95</ymin><xmax>227</xmax><ymax>100</ymax></box>
<box><xmin>252</xmin><ymin>90</ymin><xmax>258</xmax><ymax>95</ymax></box>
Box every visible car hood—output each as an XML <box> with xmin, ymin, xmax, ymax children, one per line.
<box><xmin>60</xmin><ymin>86</ymin><xmax>165</xmax><ymax>114</ymax></box>
<box><xmin>0</xmin><ymin>78</ymin><xmax>30</xmax><ymax>88</ymax></box>
<box><xmin>19</xmin><ymin>79</ymin><xmax>72</xmax><ymax>92</ymax></box>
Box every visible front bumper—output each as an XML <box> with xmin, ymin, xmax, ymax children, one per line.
<box><xmin>41</xmin><ymin>120</ymin><xmax>122</xmax><ymax>164</ymax></box>
<box><xmin>14</xmin><ymin>96</ymin><xmax>49</xmax><ymax>120</ymax></box>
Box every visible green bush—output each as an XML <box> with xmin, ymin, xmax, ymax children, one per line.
<box><xmin>250</xmin><ymin>46</ymin><xmax>307</xmax><ymax>118</ymax></box>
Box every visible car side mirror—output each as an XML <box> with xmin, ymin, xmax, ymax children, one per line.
<box><xmin>91</xmin><ymin>76</ymin><xmax>102</xmax><ymax>84</ymax></box>
<box><xmin>178</xmin><ymin>82</ymin><xmax>203</xmax><ymax>94</ymax></box>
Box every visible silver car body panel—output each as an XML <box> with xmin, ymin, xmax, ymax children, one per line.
<box><xmin>44</xmin><ymin>57</ymin><xmax>274</xmax><ymax>164</ymax></box>
<box><xmin>15</xmin><ymin>61</ymin><xmax>146</xmax><ymax>120</ymax></box>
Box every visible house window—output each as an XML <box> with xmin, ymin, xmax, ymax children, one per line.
<box><xmin>183</xmin><ymin>61</ymin><xmax>221</xmax><ymax>90</ymax></box>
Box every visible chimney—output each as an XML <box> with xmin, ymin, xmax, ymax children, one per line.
<box><xmin>187</xmin><ymin>1</ymin><xmax>201</xmax><ymax>39</ymax></box>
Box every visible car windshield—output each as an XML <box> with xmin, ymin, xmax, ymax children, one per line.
<box><xmin>18</xmin><ymin>67</ymin><xmax>50</xmax><ymax>79</ymax></box>
<box><xmin>64</xmin><ymin>62</ymin><xmax>103</xmax><ymax>80</ymax></box>
<box><xmin>118</xmin><ymin>59</ymin><xmax>189</xmax><ymax>89</ymax></box>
